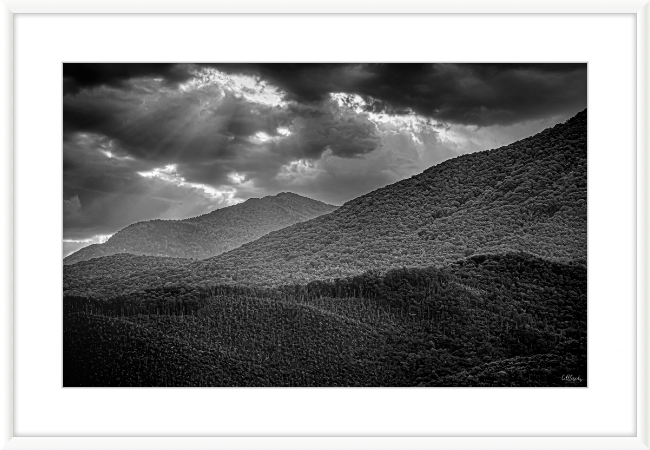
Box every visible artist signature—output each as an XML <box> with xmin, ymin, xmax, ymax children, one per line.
<box><xmin>561</xmin><ymin>374</ymin><xmax>583</xmax><ymax>383</ymax></box>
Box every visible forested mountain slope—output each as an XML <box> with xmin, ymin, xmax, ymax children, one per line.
<box><xmin>64</xmin><ymin>192</ymin><xmax>337</xmax><ymax>265</ymax></box>
<box><xmin>64</xmin><ymin>109</ymin><xmax>586</xmax><ymax>296</ymax></box>
<box><xmin>201</xmin><ymin>109</ymin><xmax>586</xmax><ymax>285</ymax></box>
<box><xmin>64</xmin><ymin>253</ymin><xmax>587</xmax><ymax>387</ymax></box>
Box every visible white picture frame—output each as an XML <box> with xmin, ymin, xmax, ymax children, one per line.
<box><xmin>1</xmin><ymin>2</ymin><xmax>648</xmax><ymax>449</ymax></box>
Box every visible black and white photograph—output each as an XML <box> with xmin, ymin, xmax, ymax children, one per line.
<box><xmin>62</xmin><ymin>63</ymin><xmax>587</xmax><ymax>387</ymax></box>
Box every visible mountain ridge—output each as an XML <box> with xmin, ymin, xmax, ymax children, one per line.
<box><xmin>64</xmin><ymin>109</ymin><xmax>586</xmax><ymax>297</ymax></box>
<box><xmin>195</xmin><ymin>109</ymin><xmax>586</xmax><ymax>284</ymax></box>
<box><xmin>64</xmin><ymin>192</ymin><xmax>337</xmax><ymax>265</ymax></box>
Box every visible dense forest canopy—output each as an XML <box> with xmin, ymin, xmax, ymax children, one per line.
<box><xmin>64</xmin><ymin>253</ymin><xmax>586</xmax><ymax>387</ymax></box>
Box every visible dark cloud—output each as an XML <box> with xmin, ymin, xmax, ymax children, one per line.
<box><xmin>65</xmin><ymin>84</ymin><xmax>282</xmax><ymax>173</ymax></box>
<box><xmin>64</xmin><ymin>63</ymin><xmax>587</xmax><ymax>127</ymax></box>
<box><xmin>267</xmin><ymin>103</ymin><xmax>381</xmax><ymax>160</ymax></box>
<box><xmin>210</xmin><ymin>63</ymin><xmax>587</xmax><ymax>127</ymax></box>
<box><xmin>63</xmin><ymin>76</ymin><xmax>382</xmax><ymax>187</ymax></box>
<box><xmin>63</xmin><ymin>63</ymin><xmax>195</xmax><ymax>95</ymax></box>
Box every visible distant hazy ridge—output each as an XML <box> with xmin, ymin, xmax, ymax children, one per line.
<box><xmin>64</xmin><ymin>192</ymin><xmax>337</xmax><ymax>265</ymax></box>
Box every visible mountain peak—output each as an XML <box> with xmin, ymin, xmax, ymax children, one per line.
<box><xmin>268</xmin><ymin>191</ymin><xmax>301</xmax><ymax>199</ymax></box>
<box><xmin>64</xmin><ymin>192</ymin><xmax>337</xmax><ymax>265</ymax></box>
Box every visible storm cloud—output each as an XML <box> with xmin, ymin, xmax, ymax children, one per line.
<box><xmin>63</xmin><ymin>63</ymin><xmax>196</xmax><ymax>95</ymax></box>
<box><xmin>63</xmin><ymin>63</ymin><xmax>587</xmax><ymax>253</ymax></box>
<box><xmin>208</xmin><ymin>63</ymin><xmax>587</xmax><ymax>127</ymax></box>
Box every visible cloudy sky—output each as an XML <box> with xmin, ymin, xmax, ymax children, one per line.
<box><xmin>63</xmin><ymin>63</ymin><xmax>587</xmax><ymax>256</ymax></box>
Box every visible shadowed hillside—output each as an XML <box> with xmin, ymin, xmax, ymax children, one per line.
<box><xmin>64</xmin><ymin>253</ymin><xmax>586</xmax><ymax>387</ymax></box>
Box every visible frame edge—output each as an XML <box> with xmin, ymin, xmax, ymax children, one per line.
<box><xmin>3</xmin><ymin>2</ymin><xmax>650</xmax><ymax>450</ymax></box>
<box><xmin>0</xmin><ymin>0</ymin><xmax>14</xmax><ymax>448</ymax></box>
<box><xmin>2</xmin><ymin>0</ymin><xmax>650</xmax><ymax>14</ymax></box>
<box><xmin>638</xmin><ymin>0</ymin><xmax>650</xmax><ymax>447</ymax></box>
